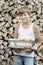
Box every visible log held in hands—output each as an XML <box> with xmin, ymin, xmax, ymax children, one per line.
<box><xmin>8</xmin><ymin>39</ymin><xmax>36</xmax><ymax>49</ymax></box>
<box><xmin>8</xmin><ymin>39</ymin><xmax>43</xmax><ymax>60</ymax></box>
<box><xmin>9</xmin><ymin>38</ymin><xmax>35</xmax><ymax>44</ymax></box>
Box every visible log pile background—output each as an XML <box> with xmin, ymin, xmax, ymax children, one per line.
<box><xmin>0</xmin><ymin>0</ymin><xmax>43</xmax><ymax>65</ymax></box>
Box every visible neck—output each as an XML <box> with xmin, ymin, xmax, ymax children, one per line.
<box><xmin>22</xmin><ymin>21</ymin><xmax>31</xmax><ymax>26</ymax></box>
<box><xmin>22</xmin><ymin>21</ymin><xmax>32</xmax><ymax>29</ymax></box>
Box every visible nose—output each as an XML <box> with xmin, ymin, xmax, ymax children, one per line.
<box><xmin>20</xmin><ymin>15</ymin><xmax>25</xmax><ymax>19</ymax></box>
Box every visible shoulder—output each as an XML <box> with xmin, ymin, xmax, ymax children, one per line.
<box><xmin>33</xmin><ymin>23</ymin><xmax>39</xmax><ymax>33</ymax></box>
<box><xmin>14</xmin><ymin>23</ymin><xmax>19</xmax><ymax>29</ymax></box>
<box><xmin>33</xmin><ymin>23</ymin><xmax>39</xmax><ymax>29</ymax></box>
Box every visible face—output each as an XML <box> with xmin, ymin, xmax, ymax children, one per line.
<box><xmin>19</xmin><ymin>12</ymin><xmax>30</xmax><ymax>23</ymax></box>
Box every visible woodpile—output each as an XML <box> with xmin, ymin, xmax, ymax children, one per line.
<box><xmin>0</xmin><ymin>0</ymin><xmax>43</xmax><ymax>65</ymax></box>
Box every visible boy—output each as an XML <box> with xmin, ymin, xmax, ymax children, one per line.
<box><xmin>13</xmin><ymin>6</ymin><xmax>41</xmax><ymax>65</ymax></box>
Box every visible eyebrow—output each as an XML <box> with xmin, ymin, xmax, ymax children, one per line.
<box><xmin>19</xmin><ymin>12</ymin><xmax>25</xmax><ymax>14</ymax></box>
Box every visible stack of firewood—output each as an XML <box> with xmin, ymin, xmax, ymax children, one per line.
<box><xmin>0</xmin><ymin>0</ymin><xmax>43</xmax><ymax>65</ymax></box>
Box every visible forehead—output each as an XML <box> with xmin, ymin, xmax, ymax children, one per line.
<box><xmin>18</xmin><ymin>11</ymin><xmax>30</xmax><ymax>16</ymax></box>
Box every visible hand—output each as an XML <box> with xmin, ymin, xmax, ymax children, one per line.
<box><xmin>25</xmin><ymin>48</ymin><xmax>32</xmax><ymax>53</ymax></box>
<box><xmin>32</xmin><ymin>44</ymin><xmax>38</xmax><ymax>50</ymax></box>
<box><xmin>14</xmin><ymin>48</ymin><xmax>21</xmax><ymax>53</ymax></box>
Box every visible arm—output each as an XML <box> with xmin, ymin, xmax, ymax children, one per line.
<box><xmin>25</xmin><ymin>24</ymin><xmax>41</xmax><ymax>52</ymax></box>
<box><xmin>26</xmin><ymin>24</ymin><xmax>41</xmax><ymax>52</ymax></box>
<box><xmin>13</xmin><ymin>23</ymin><xmax>21</xmax><ymax>53</ymax></box>
<box><xmin>14</xmin><ymin>23</ymin><xmax>19</xmax><ymax>38</ymax></box>
<box><xmin>33</xmin><ymin>24</ymin><xmax>42</xmax><ymax>47</ymax></box>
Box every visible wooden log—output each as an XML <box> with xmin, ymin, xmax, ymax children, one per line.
<box><xmin>2</xmin><ymin>60</ymin><xmax>7</xmax><ymax>65</ymax></box>
<box><xmin>13</xmin><ymin>18</ymin><xmax>18</xmax><ymax>23</ymax></box>
<box><xmin>0</xmin><ymin>40</ymin><xmax>3</xmax><ymax>45</ymax></box>
<box><xmin>0</xmin><ymin>17</ymin><xmax>4</xmax><ymax>21</ymax></box>
<box><xmin>0</xmin><ymin>0</ymin><xmax>4</xmax><ymax>7</ymax></box>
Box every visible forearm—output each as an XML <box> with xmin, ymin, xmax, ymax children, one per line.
<box><xmin>36</xmin><ymin>42</ymin><xmax>41</xmax><ymax>48</ymax></box>
<box><xmin>36</xmin><ymin>37</ymin><xmax>41</xmax><ymax>47</ymax></box>
<box><xmin>14</xmin><ymin>30</ymin><xmax>18</xmax><ymax>38</ymax></box>
<box><xmin>14</xmin><ymin>33</ymin><xmax>18</xmax><ymax>38</ymax></box>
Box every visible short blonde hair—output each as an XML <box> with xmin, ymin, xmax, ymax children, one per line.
<box><xmin>17</xmin><ymin>6</ymin><xmax>31</xmax><ymax>15</ymax></box>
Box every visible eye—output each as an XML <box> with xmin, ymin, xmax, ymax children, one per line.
<box><xmin>24</xmin><ymin>14</ymin><xmax>26</xmax><ymax>15</ymax></box>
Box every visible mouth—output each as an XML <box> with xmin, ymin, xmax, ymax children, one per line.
<box><xmin>21</xmin><ymin>19</ymin><xmax>28</xmax><ymax>22</ymax></box>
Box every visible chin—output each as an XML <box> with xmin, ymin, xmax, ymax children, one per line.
<box><xmin>23</xmin><ymin>21</ymin><xmax>28</xmax><ymax>23</ymax></box>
